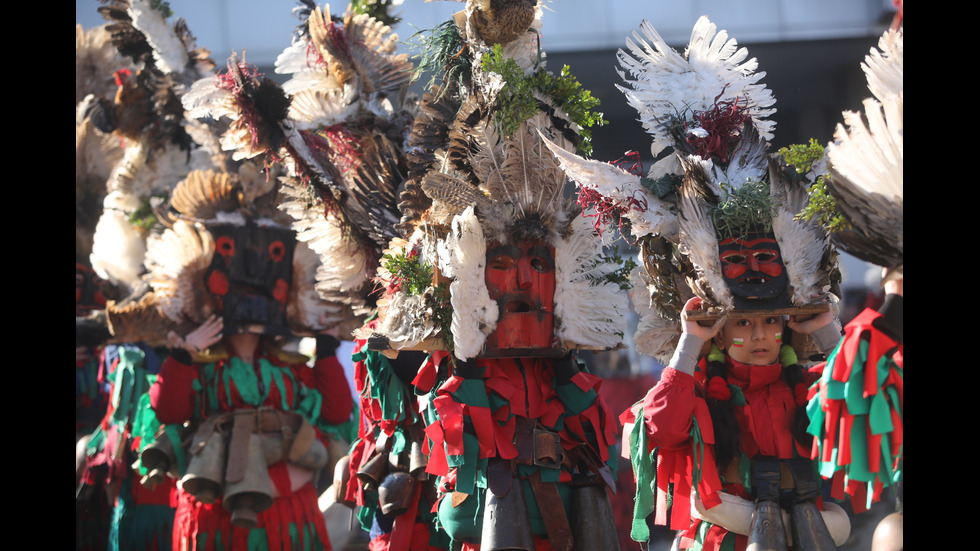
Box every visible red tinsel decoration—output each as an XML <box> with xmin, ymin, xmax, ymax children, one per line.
<box><xmin>576</xmin><ymin>186</ymin><xmax>647</xmax><ymax>239</ymax></box>
<box><xmin>687</xmin><ymin>93</ymin><xmax>748</xmax><ymax>164</ymax></box>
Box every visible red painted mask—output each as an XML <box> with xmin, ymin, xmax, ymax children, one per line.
<box><xmin>483</xmin><ymin>240</ymin><xmax>556</xmax><ymax>353</ymax></box>
<box><xmin>205</xmin><ymin>223</ymin><xmax>295</xmax><ymax>334</ymax></box>
<box><xmin>718</xmin><ymin>233</ymin><xmax>790</xmax><ymax>308</ymax></box>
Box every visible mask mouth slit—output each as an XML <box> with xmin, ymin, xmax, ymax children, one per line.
<box><xmin>503</xmin><ymin>300</ymin><xmax>532</xmax><ymax>313</ymax></box>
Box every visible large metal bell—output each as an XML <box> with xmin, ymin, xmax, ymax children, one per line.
<box><xmin>180</xmin><ymin>420</ymin><xmax>227</xmax><ymax>504</ymax></box>
<box><xmin>480</xmin><ymin>480</ymin><xmax>536</xmax><ymax>551</ymax></box>
<box><xmin>409</xmin><ymin>440</ymin><xmax>428</xmax><ymax>477</ymax></box>
<box><xmin>789</xmin><ymin>502</ymin><xmax>837</xmax><ymax>551</ymax></box>
<box><xmin>747</xmin><ymin>500</ymin><xmax>789</xmax><ymax>551</ymax></box>
<box><xmin>378</xmin><ymin>471</ymin><xmax>417</xmax><ymax>517</ymax></box>
<box><xmin>139</xmin><ymin>431</ymin><xmax>180</xmax><ymax>490</ymax></box>
<box><xmin>356</xmin><ymin>452</ymin><xmax>389</xmax><ymax>493</ymax></box>
<box><xmin>333</xmin><ymin>455</ymin><xmax>356</xmax><ymax>508</ymax></box>
<box><xmin>223</xmin><ymin>434</ymin><xmax>274</xmax><ymax>528</ymax></box>
<box><xmin>570</xmin><ymin>485</ymin><xmax>620</xmax><ymax>551</ymax></box>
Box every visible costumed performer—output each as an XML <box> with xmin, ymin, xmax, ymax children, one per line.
<box><xmin>540</xmin><ymin>16</ymin><xmax>851</xmax><ymax>551</ymax></box>
<box><xmin>76</xmin><ymin>1</ymin><xmax>218</xmax><ymax>547</ymax></box>
<box><xmin>362</xmin><ymin>2</ymin><xmax>630</xmax><ymax>550</ymax></box>
<box><xmin>142</xmin><ymin>164</ymin><xmax>355</xmax><ymax>551</ymax></box>
<box><xmin>177</xmin><ymin>1</ymin><xmax>433</xmax><ymax>548</ymax></box>
<box><xmin>802</xmin><ymin>22</ymin><xmax>903</xmax><ymax>551</ymax></box>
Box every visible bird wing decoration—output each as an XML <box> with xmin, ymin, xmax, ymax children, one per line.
<box><xmin>538</xmin><ymin>130</ymin><xmax>680</xmax><ymax>240</ymax></box>
<box><xmin>676</xmin><ymin>182</ymin><xmax>734</xmax><ymax>312</ymax></box>
<box><xmin>826</xmin><ymin>94</ymin><xmax>903</xmax><ymax>270</ymax></box>
<box><xmin>711</xmin><ymin>122</ymin><xmax>770</xmax><ymax>192</ymax></box>
<box><xmin>288</xmin><ymin>240</ymin><xmax>349</xmax><ymax>332</ymax></box>
<box><xmin>144</xmin><ymin>219</ymin><xmax>216</xmax><ymax>326</ymax></box>
<box><xmin>301</xmin><ymin>5</ymin><xmax>412</xmax><ymax>100</ymax></box>
<box><xmin>553</xmin><ymin>214</ymin><xmax>631</xmax><ymax>350</ymax></box>
<box><xmin>76</xmin><ymin>23</ymin><xmax>136</xmax><ymax>105</ymax></box>
<box><xmin>98</xmin><ymin>0</ymin><xmax>214</xmax><ymax>86</ymax></box>
<box><xmin>769</xmin><ymin>160</ymin><xmax>836</xmax><ymax>306</ymax></box>
<box><xmin>822</xmin><ymin>27</ymin><xmax>903</xmax><ymax>272</ymax></box>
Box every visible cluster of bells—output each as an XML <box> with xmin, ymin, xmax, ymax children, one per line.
<box><xmin>746</xmin><ymin>458</ymin><xmax>838</xmax><ymax>551</ymax></box>
<box><xmin>351</xmin><ymin>441</ymin><xmax>620</xmax><ymax>551</ymax></box>
<box><xmin>347</xmin><ymin>436</ymin><xmax>429</xmax><ymax>517</ymax></box>
<box><xmin>139</xmin><ymin>411</ymin><xmax>330</xmax><ymax>528</ymax></box>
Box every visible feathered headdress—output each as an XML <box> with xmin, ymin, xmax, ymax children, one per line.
<box><xmin>542</xmin><ymin>17</ymin><xmax>840</xmax><ymax>362</ymax></box>
<box><xmin>84</xmin><ymin>0</ymin><xmax>217</xmax><ymax>301</ymax></box>
<box><xmin>181</xmin><ymin>2</ymin><xmax>415</xmax><ymax>322</ymax></box>
<box><xmin>365</xmin><ymin>2</ymin><xmax>629</xmax><ymax>360</ymax></box>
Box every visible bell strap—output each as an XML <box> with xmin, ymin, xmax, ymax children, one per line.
<box><xmin>528</xmin><ymin>470</ymin><xmax>573</xmax><ymax>551</ymax></box>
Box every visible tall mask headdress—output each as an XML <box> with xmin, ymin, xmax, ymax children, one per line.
<box><xmin>181</xmin><ymin>2</ymin><xmax>415</xmax><ymax>332</ymax></box>
<box><xmin>542</xmin><ymin>16</ymin><xmax>840</xmax><ymax>363</ymax></box>
<box><xmin>122</xmin><ymin>164</ymin><xmax>343</xmax><ymax>339</ymax></box>
<box><xmin>364</xmin><ymin>2</ymin><xmax>630</xmax><ymax>360</ymax></box>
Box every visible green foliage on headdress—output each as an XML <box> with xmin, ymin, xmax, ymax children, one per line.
<box><xmin>350</xmin><ymin>0</ymin><xmax>401</xmax><ymax>26</ymax></box>
<box><xmin>781</xmin><ymin>139</ymin><xmax>850</xmax><ymax>232</ymax></box>
<box><xmin>148</xmin><ymin>0</ymin><xmax>173</xmax><ymax>19</ymax></box>
<box><xmin>481</xmin><ymin>45</ymin><xmax>606</xmax><ymax>156</ymax></box>
<box><xmin>381</xmin><ymin>250</ymin><xmax>433</xmax><ymax>296</ymax></box>
<box><xmin>412</xmin><ymin>20</ymin><xmax>472</xmax><ymax>98</ymax></box>
<box><xmin>711</xmin><ymin>180</ymin><xmax>777</xmax><ymax>239</ymax></box>
<box><xmin>129</xmin><ymin>194</ymin><xmax>167</xmax><ymax>232</ymax></box>
<box><xmin>592</xmin><ymin>246</ymin><xmax>638</xmax><ymax>291</ymax></box>
<box><xmin>381</xmin><ymin>250</ymin><xmax>455</xmax><ymax>357</ymax></box>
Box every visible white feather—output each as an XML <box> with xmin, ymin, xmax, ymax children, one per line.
<box><xmin>863</xmin><ymin>29</ymin><xmax>903</xmax><ymax>103</ymax></box>
<box><xmin>289</xmin><ymin>241</ymin><xmax>345</xmax><ymax>330</ymax></box>
<box><xmin>553</xmin><ymin>215</ymin><xmax>628</xmax><ymax>349</ymax></box>
<box><xmin>677</xmin><ymin>191</ymin><xmax>733</xmax><ymax>310</ymax></box>
<box><xmin>129</xmin><ymin>0</ymin><xmax>187</xmax><ymax>76</ymax></box>
<box><xmin>628</xmin><ymin>267</ymin><xmax>681</xmax><ymax>364</ymax></box>
<box><xmin>828</xmin><ymin>96</ymin><xmax>903</xmax><ymax>204</ymax></box>
<box><xmin>90</xmin><ymin>209</ymin><xmax>148</xmax><ymax>293</ymax></box>
<box><xmin>769</xmin><ymin>167</ymin><xmax>833</xmax><ymax>305</ymax></box>
<box><xmin>145</xmin><ymin>220</ymin><xmax>214</xmax><ymax>323</ymax></box>
<box><xmin>539</xmin><ymin>130</ymin><xmax>680</xmax><ymax>240</ymax></box>
<box><xmin>182</xmin><ymin>76</ymin><xmax>239</xmax><ymax>121</ymax></box>
<box><xmin>616</xmin><ymin>16</ymin><xmax>775</xmax><ymax>160</ymax></box>
<box><xmin>288</xmin><ymin>85</ymin><xmax>360</xmax><ymax>129</ymax></box>
<box><xmin>279</xmin><ymin>183</ymin><xmax>371</xmax><ymax>307</ymax></box>
<box><xmin>447</xmin><ymin>207</ymin><xmax>498</xmax><ymax>359</ymax></box>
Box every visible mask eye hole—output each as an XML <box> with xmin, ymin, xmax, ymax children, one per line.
<box><xmin>754</xmin><ymin>251</ymin><xmax>776</xmax><ymax>262</ymax></box>
<box><xmin>268</xmin><ymin>241</ymin><xmax>286</xmax><ymax>262</ymax></box>
<box><xmin>489</xmin><ymin>255</ymin><xmax>516</xmax><ymax>270</ymax></box>
<box><xmin>723</xmin><ymin>253</ymin><xmax>745</xmax><ymax>264</ymax></box>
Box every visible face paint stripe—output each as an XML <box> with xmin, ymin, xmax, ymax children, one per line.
<box><xmin>732</xmin><ymin>337</ymin><xmax>744</xmax><ymax>347</ymax></box>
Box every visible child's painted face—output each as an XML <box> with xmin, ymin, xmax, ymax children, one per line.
<box><xmin>715</xmin><ymin>314</ymin><xmax>784</xmax><ymax>365</ymax></box>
